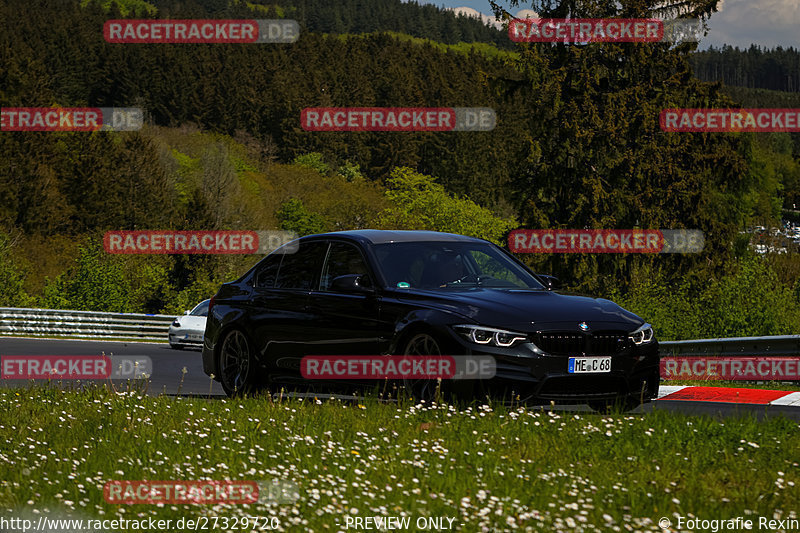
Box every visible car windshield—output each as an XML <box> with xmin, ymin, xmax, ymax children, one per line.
<box><xmin>373</xmin><ymin>241</ymin><xmax>545</xmax><ymax>290</ymax></box>
<box><xmin>190</xmin><ymin>300</ymin><xmax>210</xmax><ymax>317</ymax></box>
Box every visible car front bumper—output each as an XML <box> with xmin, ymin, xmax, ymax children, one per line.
<box><xmin>169</xmin><ymin>328</ymin><xmax>205</xmax><ymax>346</ymax></box>
<box><xmin>442</xmin><ymin>329</ymin><xmax>660</xmax><ymax>404</ymax></box>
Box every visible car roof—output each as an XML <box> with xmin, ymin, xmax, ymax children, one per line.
<box><xmin>302</xmin><ymin>229</ymin><xmax>489</xmax><ymax>245</ymax></box>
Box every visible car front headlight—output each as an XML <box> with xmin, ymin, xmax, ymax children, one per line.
<box><xmin>172</xmin><ymin>320</ymin><xmax>180</xmax><ymax>327</ymax></box>
<box><xmin>629</xmin><ymin>323</ymin><xmax>654</xmax><ymax>345</ymax></box>
<box><xmin>452</xmin><ymin>325</ymin><xmax>528</xmax><ymax>348</ymax></box>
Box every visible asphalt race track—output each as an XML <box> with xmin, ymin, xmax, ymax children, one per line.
<box><xmin>2</xmin><ymin>337</ymin><xmax>799</xmax><ymax>419</ymax></box>
<box><xmin>0</xmin><ymin>337</ymin><xmax>224</xmax><ymax>397</ymax></box>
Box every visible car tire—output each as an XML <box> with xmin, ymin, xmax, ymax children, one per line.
<box><xmin>218</xmin><ymin>329</ymin><xmax>260</xmax><ymax>397</ymax></box>
<box><xmin>400</xmin><ymin>332</ymin><xmax>448</xmax><ymax>404</ymax></box>
<box><xmin>170</xmin><ymin>343</ymin><xmax>184</xmax><ymax>350</ymax></box>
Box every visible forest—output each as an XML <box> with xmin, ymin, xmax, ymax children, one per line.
<box><xmin>2</xmin><ymin>0</ymin><xmax>800</xmax><ymax>339</ymax></box>
<box><xmin>692</xmin><ymin>45</ymin><xmax>800</xmax><ymax>93</ymax></box>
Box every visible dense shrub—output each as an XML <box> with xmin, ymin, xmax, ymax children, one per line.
<box><xmin>610</xmin><ymin>255</ymin><xmax>800</xmax><ymax>340</ymax></box>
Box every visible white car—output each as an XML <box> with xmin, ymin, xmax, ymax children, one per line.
<box><xmin>168</xmin><ymin>299</ymin><xmax>210</xmax><ymax>350</ymax></box>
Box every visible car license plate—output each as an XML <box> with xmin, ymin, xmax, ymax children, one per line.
<box><xmin>185</xmin><ymin>334</ymin><xmax>202</xmax><ymax>341</ymax></box>
<box><xmin>568</xmin><ymin>357</ymin><xmax>611</xmax><ymax>373</ymax></box>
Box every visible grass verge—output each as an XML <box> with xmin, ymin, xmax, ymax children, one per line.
<box><xmin>0</xmin><ymin>385</ymin><xmax>798</xmax><ymax>531</ymax></box>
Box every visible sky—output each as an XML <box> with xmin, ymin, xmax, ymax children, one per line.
<box><xmin>419</xmin><ymin>0</ymin><xmax>800</xmax><ymax>49</ymax></box>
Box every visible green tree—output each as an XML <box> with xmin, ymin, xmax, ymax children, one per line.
<box><xmin>292</xmin><ymin>153</ymin><xmax>330</xmax><ymax>175</ymax></box>
<box><xmin>337</xmin><ymin>161</ymin><xmax>365</xmax><ymax>182</ymax></box>
<box><xmin>0</xmin><ymin>233</ymin><xmax>34</xmax><ymax>307</ymax></box>
<box><xmin>491</xmin><ymin>0</ymin><xmax>756</xmax><ymax>294</ymax></box>
<box><xmin>277</xmin><ymin>198</ymin><xmax>328</xmax><ymax>236</ymax></box>
<box><xmin>201</xmin><ymin>142</ymin><xmax>243</xmax><ymax>228</ymax></box>
<box><xmin>612</xmin><ymin>255</ymin><xmax>800</xmax><ymax>340</ymax></box>
<box><xmin>41</xmin><ymin>241</ymin><xmax>131</xmax><ymax>312</ymax></box>
<box><xmin>380</xmin><ymin>167</ymin><xmax>515</xmax><ymax>244</ymax></box>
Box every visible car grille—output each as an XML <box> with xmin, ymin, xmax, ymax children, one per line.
<box><xmin>535</xmin><ymin>331</ymin><xmax>629</xmax><ymax>356</ymax></box>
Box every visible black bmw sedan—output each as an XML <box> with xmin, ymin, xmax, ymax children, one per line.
<box><xmin>202</xmin><ymin>230</ymin><xmax>659</xmax><ymax>409</ymax></box>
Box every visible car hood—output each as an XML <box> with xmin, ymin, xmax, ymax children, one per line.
<box><xmin>393</xmin><ymin>288</ymin><xmax>643</xmax><ymax>332</ymax></box>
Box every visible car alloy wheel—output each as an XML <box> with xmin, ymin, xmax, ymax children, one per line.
<box><xmin>402</xmin><ymin>332</ymin><xmax>444</xmax><ymax>403</ymax></box>
<box><xmin>219</xmin><ymin>329</ymin><xmax>257</xmax><ymax>396</ymax></box>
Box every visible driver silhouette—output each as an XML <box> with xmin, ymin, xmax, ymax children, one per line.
<box><xmin>421</xmin><ymin>253</ymin><xmax>465</xmax><ymax>287</ymax></box>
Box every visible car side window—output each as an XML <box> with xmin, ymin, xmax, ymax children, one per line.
<box><xmin>191</xmin><ymin>300</ymin><xmax>210</xmax><ymax>316</ymax></box>
<box><xmin>253</xmin><ymin>253</ymin><xmax>282</xmax><ymax>289</ymax></box>
<box><xmin>320</xmin><ymin>242</ymin><xmax>372</xmax><ymax>291</ymax></box>
<box><xmin>468</xmin><ymin>250</ymin><xmax>528</xmax><ymax>288</ymax></box>
<box><xmin>274</xmin><ymin>241</ymin><xmax>328</xmax><ymax>290</ymax></box>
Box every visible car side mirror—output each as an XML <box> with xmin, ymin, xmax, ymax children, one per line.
<box><xmin>183</xmin><ymin>310</ymin><xmax>191</xmax><ymax>315</ymax></box>
<box><xmin>538</xmin><ymin>274</ymin><xmax>561</xmax><ymax>291</ymax></box>
<box><xmin>331</xmin><ymin>274</ymin><xmax>373</xmax><ymax>293</ymax></box>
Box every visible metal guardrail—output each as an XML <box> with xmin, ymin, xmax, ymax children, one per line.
<box><xmin>0</xmin><ymin>307</ymin><xmax>173</xmax><ymax>342</ymax></box>
<box><xmin>660</xmin><ymin>336</ymin><xmax>800</xmax><ymax>381</ymax></box>
<box><xmin>1</xmin><ymin>306</ymin><xmax>799</xmax><ymax>354</ymax></box>
<box><xmin>660</xmin><ymin>336</ymin><xmax>800</xmax><ymax>357</ymax></box>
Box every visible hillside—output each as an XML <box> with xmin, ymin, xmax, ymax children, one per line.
<box><xmin>85</xmin><ymin>0</ymin><xmax>512</xmax><ymax>47</ymax></box>
<box><xmin>3</xmin><ymin>0</ymin><xmax>800</xmax><ymax>337</ymax></box>
<box><xmin>0</xmin><ymin>124</ymin><xmax>514</xmax><ymax>313</ymax></box>
<box><xmin>691</xmin><ymin>45</ymin><xmax>800</xmax><ymax>93</ymax></box>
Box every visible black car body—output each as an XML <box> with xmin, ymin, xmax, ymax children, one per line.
<box><xmin>202</xmin><ymin>230</ymin><xmax>659</xmax><ymax>407</ymax></box>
